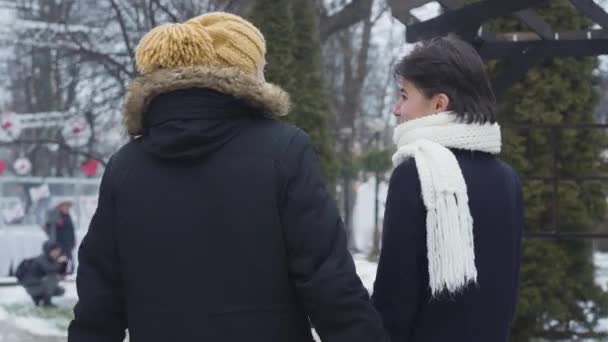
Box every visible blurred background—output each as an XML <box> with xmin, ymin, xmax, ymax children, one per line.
<box><xmin>0</xmin><ymin>0</ymin><xmax>607</xmax><ymax>341</ymax></box>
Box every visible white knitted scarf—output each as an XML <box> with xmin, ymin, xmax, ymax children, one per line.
<box><xmin>392</xmin><ymin>111</ymin><xmax>502</xmax><ymax>296</ymax></box>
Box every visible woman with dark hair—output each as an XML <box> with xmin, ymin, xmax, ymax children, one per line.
<box><xmin>372</xmin><ymin>36</ymin><xmax>524</xmax><ymax>342</ymax></box>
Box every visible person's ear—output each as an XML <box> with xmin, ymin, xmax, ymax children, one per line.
<box><xmin>433</xmin><ymin>93</ymin><xmax>450</xmax><ymax>112</ymax></box>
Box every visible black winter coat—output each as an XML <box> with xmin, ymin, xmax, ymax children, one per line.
<box><xmin>56</xmin><ymin>212</ymin><xmax>76</xmax><ymax>253</ymax></box>
<box><xmin>46</xmin><ymin>209</ymin><xmax>76</xmax><ymax>254</ymax></box>
<box><xmin>372</xmin><ymin>149</ymin><xmax>524</xmax><ymax>342</ymax></box>
<box><xmin>68</xmin><ymin>67</ymin><xmax>387</xmax><ymax>342</ymax></box>
<box><xmin>21</xmin><ymin>241</ymin><xmax>67</xmax><ymax>286</ymax></box>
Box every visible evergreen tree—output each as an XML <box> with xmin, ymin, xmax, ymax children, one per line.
<box><xmin>248</xmin><ymin>0</ymin><xmax>295</xmax><ymax>91</ymax></box>
<box><xmin>289</xmin><ymin>0</ymin><xmax>337</xmax><ymax>184</ymax></box>
<box><xmin>249</xmin><ymin>0</ymin><xmax>337</xmax><ymax>185</ymax></box>
<box><xmin>486</xmin><ymin>1</ymin><xmax>608</xmax><ymax>339</ymax></box>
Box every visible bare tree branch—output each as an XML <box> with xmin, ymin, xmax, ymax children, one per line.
<box><xmin>387</xmin><ymin>0</ymin><xmax>425</xmax><ymax>25</ymax></box>
<box><xmin>223</xmin><ymin>0</ymin><xmax>239</xmax><ymax>11</ymax></box>
<box><xmin>59</xmin><ymin>22</ymin><xmax>134</xmax><ymax>79</ymax></box>
<box><xmin>371</xmin><ymin>2</ymin><xmax>388</xmax><ymax>24</ymax></box>
<box><xmin>222</xmin><ymin>0</ymin><xmax>253</xmax><ymax>15</ymax></box>
<box><xmin>150</xmin><ymin>0</ymin><xmax>179</xmax><ymax>22</ymax></box>
<box><xmin>69</xmin><ymin>43</ymin><xmax>134</xmax><ymax>79</ymax></box>
<box><xmin>355</xmin><ymin>7</ymin><xmax>373</xmax><ymax>87</ymax></box>
<box><xmin>109</xmin><ymin>0</ymin><xmax>136</xmax><ymax>69</ymax></box>
<box><xmin>148</xmin><ymin>0</ymin><xmax>158</xmax><ymax>27</ymax></box>
<box><xmin>320</xmin><ymin>0</ymin><xmax>373</xmax><ymax>42</ymax></box>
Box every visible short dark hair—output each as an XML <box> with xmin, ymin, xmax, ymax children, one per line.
<box><xmin>394</xmin><ymin>35</ymin><xmax>496</xmax><ymax>124</ymax></box>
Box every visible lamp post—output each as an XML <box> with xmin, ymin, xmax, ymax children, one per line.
<box><xmin>338</xmin><ymin>127</ymin><xmax>354</xmax><ymax>249</ymax></box>
<box><xmin>366</xmin><ymin>117</ymin><xmax>387</xmax><ymax>260</ymax></box>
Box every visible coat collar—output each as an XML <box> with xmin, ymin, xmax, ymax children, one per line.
<box><xmin>122</xmin><ymin>66</ymin><xmax>290</xmax><ymax>135</ymax></box>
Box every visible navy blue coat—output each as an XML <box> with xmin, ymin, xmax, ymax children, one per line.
<box><xmin>372</xmin><ymin>149</ymin><xmax>524</xmax><ymax>342</ymax></box>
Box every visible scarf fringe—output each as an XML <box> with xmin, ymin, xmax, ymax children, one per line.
<box><xmin>428</xmin><ymin>191</ymin><xmax>477</xmax><ymax>296</ymax></box>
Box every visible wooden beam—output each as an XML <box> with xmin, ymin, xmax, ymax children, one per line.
<box><xmin>477</xmin><ymin>39</ymin><xmax>608</xmax><ymax>60</ymax></box>
<box><xmin>406</xmin><ymin>0</ymin><xmax>549</xmax><ymax>42</ymax></box>
<box><xmin>477</xmin><ymin>27</ymin><xmax>499</xmax><ymax>42</ymax></box>
<box><xmin>387</xmin><ymin>0</ymin><xmax>428</xmax><ymax>25</ymax></box>
<box><xmin>320</xmin><ymin>0</ymin><xmax>374</xmax><ymax>41</ymax></box>
<box><xmin>569</xmin><ymin>0</ymin><xmax>608</xmax><ymax>28</ymax></box>
<box><xmin>436</xmin><ymin>0</ymin><xmax>465</xmax><ymax>10</ymax></box>
<box><xmin>513</xmin><ymin>9</ymin><xmax>554</xmax><ymax>39</ymax></box>
<box><xmin>491</xmin><ymin>46</ymin><xmax>546</xmax><ymax>98</ymax></box>
<box><xmin>387</xmin><ymin>0</ymin><xmax>430</xmax><ymax>13</ymax></box>
<box><xmin>490</xmin><ymin>29</ymin><xmax>608</xmax><ymax>41</ymax></box>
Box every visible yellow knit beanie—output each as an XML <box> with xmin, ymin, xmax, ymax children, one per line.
<box><xmin>135</xmin><ymin>12</ymin><xmax>266</xmax><ymax>75</ymax></box>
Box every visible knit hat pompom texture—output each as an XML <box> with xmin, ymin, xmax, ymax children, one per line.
<box><xmin>135</xmin><ymin>12</ymin><xmax>266</xmax><ymax>75</ymax></box>
<box><xmin>125</xmin><ymin>12</ymin><xmax>288</xmax><ymax>135</ymax></box>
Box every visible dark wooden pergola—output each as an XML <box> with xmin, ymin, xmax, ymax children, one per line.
<box><xmin>389</xmin><ymin>0</ymin><xmax>608</xmax><ymax>98</ymax></box>
<box><xmin>389</xmin><ymin>0</ymin><xmax>608</xmax><ymax>239</ymax></box>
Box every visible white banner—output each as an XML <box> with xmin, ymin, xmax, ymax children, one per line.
<box><xmin>29</xmin><ymin>183</ymin><xmax>51</xmax><ymax>203</ymax></box>
<box><xmin>19</xmin><ymin>111</ymin><xmax>72</xmax><ymax>129</ymax></box>
<box><xmin>0</xmin><ymin>197</ymin><xmax>25</xmax><ymax>224</ymax></box>
<box><xmin>0</xmin><ymin>111</ymin><xmax>77</xmax><ymax>142</ymax></box>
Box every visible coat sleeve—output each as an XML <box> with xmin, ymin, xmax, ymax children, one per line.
<box><xmin>68</xmin><ymin>157</ymin><xmax>127</xmax><ymax>342</ymax></box>
<box><xmin>279</xmin><ymin>130</ymin><xmax>388</xmax><ymax>342</ymax></box>
<box><xmin>372</xmin><ymin>160</ymin><xmax>427</xmax><ymax>342</ymax></box>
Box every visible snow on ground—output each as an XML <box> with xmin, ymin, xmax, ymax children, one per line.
<box><xmin>0</xmin><ymin>303</ymin><xmax>8</xmax><ymax>320</ymax></box>
<box><xmin>354</xmin><ymin>256</ymin><xmax>379</xmax><ymax>294</ymax></box>
<box><xmin>12</xmin><ymin>315</ymin><xmax>66</xmax><ymax>337</ymax></box>
<box><xmin>0</xmin><ymin>281</ymin><xmax>77</xmax><ymax>339</ymax></box>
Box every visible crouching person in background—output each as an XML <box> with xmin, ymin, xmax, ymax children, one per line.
<box><xmin>16</xmin><ymin>240</ymin><xmax>68</xmax><ymax>307</ymax></box>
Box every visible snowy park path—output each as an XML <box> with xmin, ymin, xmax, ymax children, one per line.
<box><xmin>0</xmin><ymin>320</ymin><xmax>64</xmax><ymax>342</ymax></box>
<box><xmin>0</xmin><ymin>281</ymin><xmax>76</xmax><ymax>341</ymax></box>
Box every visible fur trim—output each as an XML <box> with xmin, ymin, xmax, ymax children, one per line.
<box><xmin>122</xmin><ymin>66</ymin><xmax>290</xmax><ymax>135</ymax></box>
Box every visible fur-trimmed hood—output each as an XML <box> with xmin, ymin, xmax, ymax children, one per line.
<box><xmin>122</xmin><ymin>66</ymin><xmax>290</xmax><ymax>135</ymax></box>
